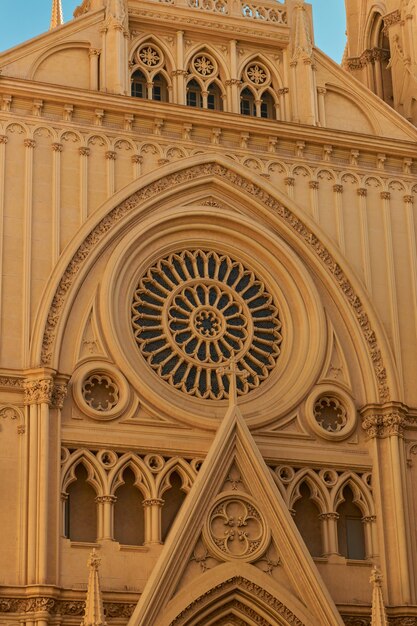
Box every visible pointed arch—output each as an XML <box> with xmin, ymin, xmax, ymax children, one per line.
<box><xmin>155</xmin><ymin>457</ymin><xmax>197</xmax><ymax>498</ymax></box>
<box><xmin>31</xmin><ymin>155</ymin><xmax>399</xmax><ymax>421</ymax></box>
<box><xmin>61</xmin><ymin>448</ymin><xmax>106</xmax><ymax>495</ymax></box>
<box><xmin>332</xmin><ymin>473</ymin><xmax>374</xmax><ymax>517</ymax></box>
<box><xmin>108</xmin><ymin>453</ymin><xmax>155</xmax><ymax>499</ymax></box>
<box><xmin>288</xmin><ymin>469</ymin><xmax>330</xmax><ymax>513</ymax></box>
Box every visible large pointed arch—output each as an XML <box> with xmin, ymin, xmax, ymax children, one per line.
<box><xmin>31</xmin><ymin>154</ymin><xmax>398</xmax><ymax>410</ymax></box>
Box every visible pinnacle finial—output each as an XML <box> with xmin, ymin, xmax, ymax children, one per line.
<box><xmin>50</xmin><ymin>0</ymin><xmax>64</xmax><ymax>29</ymax></box>
<box><xmin>370</xmin><ymin>566</ymin><xmax>388</xmax><ymax>626</ymax></box>
<box><xmin>81</xmin><ymin>549</ymin><xmax>107</xmax><ymax>626</ymax></box>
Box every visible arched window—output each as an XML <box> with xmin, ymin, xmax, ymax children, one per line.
<box><xmin>187</xmin><ymin>79</ymin><xmax>203</xmax><ymax>108</ymax></box>
<box><xmin>161</xmin><ymin>471</ymin><xmax>187</xmax><ymax>541</ymax></box>
<box><xmin>66</xmin><ymin>464</ymin><xmax>97</xmax><ymax>543</ymax></box>
<box><xmin>131</xmin><ymin>70</ymin><xmax>147</xmax><ymax>99</ymax></box>
<box><xmin>240</xmin><ymin>88</ymin><xmax>256</xmax><ymax>116</ymax></box>
<box><xmin>337</xmin><ymin>485</ymin><xmax>366</xmax><ymax>560</ymax></box>
<box><xmin>114</xmin><ymin>467</ymin><xmax>145</xmax><ymax>546</ymax></box>
<box><xmin>260</xmin><ymin>90</ymin><xmax>275</xmax><ymax>119</ymax></box>
<box><xmin>152</xmin><ymin>73</ymin><xmax>168</xmax><ymax>102</ymax></box>
<box><xmin>207</xmin><ymin>82</ymin><xmax>223</xmax><ymax>111</ymax></box>
<box><xmin>293</xmin><ymin>482</ymin><xmax>323</xmax><ymax>557</ymax></box>
<box><xmin>368</xmin><ymin>13</ymin><xmax>393</xmax><ymax>105</ymax></box>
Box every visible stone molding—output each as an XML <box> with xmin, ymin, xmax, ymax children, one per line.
<box><xmin>0</xmin><ymin>597</ymin><xmax>136</xmax><ymax>618</ymax></box>
<box><xmin>169</xmin><ymin>576</ymin><xmax>304</xmax><ymax>626</ymax></box>
<box><xmin>40</xmin><ymin>162</ymin><xmax>390</xmax><ymax>402</ymax></box>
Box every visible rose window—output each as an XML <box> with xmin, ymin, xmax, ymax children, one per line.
<box><xmin>192</xmin><ymin>54</ymin><xmax>216</xmax><ymax>77</ymax></box>
<box><xmin>131</xmin><ymin>250</ymin><xmax>282</xmax><ymax>400</ymax></box>
<box><xmin>138</xmin><ymin>45</ymin><xmax>162</xmax><ymax>68</ymax></box>
<box><xmin>313</xmin><ymin>396</ymin><xmax>347</xmax><ymax>433</ymax></box>
<box><xmin>245</xmin><ymin>62</ymin><xmax>269</xmax><ymax>85</ymax></box>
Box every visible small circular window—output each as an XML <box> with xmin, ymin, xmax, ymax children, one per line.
<box><xmin>305</xmin><ymin>385</ymin><xmax>357</xmax><ymax>441</ymax></box>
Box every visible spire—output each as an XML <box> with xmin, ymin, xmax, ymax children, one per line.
<box><xmin>81</xmin><ymin>549</ymin><xmax>107</xmax><ymax>626</ymax></box>
<box><xmin>370</xmin><ymin>566</ymin><xmax>388</xmax><ymax>626</ymax></box>
<box><xmin>50</xmin><ymin>0</ymin><xmax>64</xmax><ymax>29</ymax></box>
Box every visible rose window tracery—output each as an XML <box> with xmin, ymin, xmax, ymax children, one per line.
<box><xmin>131</xmin><ymin>250</ymin><xmax>282</xmax><ymax>400</ymax></box>
<box><xmin>245</xmin><ymin>62</ymin><xmax>269</xmax><ymax>85</ymax></box>
<box><xmin>192</xmin><ymin>54</ymin><xmax>217</xmax><ymax>77</ymax></box>
<box><xmin>82</xmin><ymin>373</ymin><xmax>119</xmax><ymax>412</ymax></box>
<box><xmin>313</xmin><ymin>396</ymin><xmax>347</xmax><ymax>433</ymax></box>
<box><xmin>138</xmin><ymin>44</ymin><xmax>162</xmax><ymax>68</ymax></box>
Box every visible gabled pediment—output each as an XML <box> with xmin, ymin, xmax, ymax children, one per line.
<box><xmin>128</xmin><ymin>399</ymin><xmax>344</xmax><ymax>626</ymax></box>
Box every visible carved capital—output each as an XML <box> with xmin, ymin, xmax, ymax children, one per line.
<box><xmin>89</xmin><ymin>48</ymin><xmax>101</xmax><ymax>57</ymax></box>
<box><xmin>357</xmin><ymin>188</ymin><xmax>367</xmax><ymax>197</ymax></box>
<box><xmin>309</xmin><ymin>180</ymin><xmax>319</xmax><ymax>190</ymax></box>
<box><xmin>24</xmin><ymin>139</ymin><xmax>36</xmax><ymax>149</ymax></box>
<box><xmin>0</xmin><ymin>135</ymin><xmax>8</xmax><ymax>144</ymax></box>
<box><xmin>333</xmin><ymin>184</ymin><xmax>343</xmax><ymax>194</ymax></box>
<box><xmin>143</xmin><ymin>498</ymin><xmax>164</xmax><ymax>507</ymax></box>
<box><xmin>284</xmin><ymin>176</ymin><xmax>295</xmax><ymax>187</ymax></box>
<box><xmin>278</xmin><ymin>87</ymin><xmax>289</xmax><ymax>95</ymax></box>
<box><xmin>52</xmin><ymin>142</ymin><xmax>63</xmax><ymax>153</ymax></box>
<box><xmin>361</xmin><ymin>403</ymin><xmax>408</xmax><ymax>438</ymax></box>
<box><xmin>319</xmin><ymin>512</ymin><xmax>339</xmax><ymax>522</ymax></box>
<box><xmin>380</xmin><ymin>191</ymin><xmax>390</xmax><ymax>200</ymax></box>
<box><xmin>404</xmin><ymin>195</ymin><xmax>414</xmax><ymax>204</ymax></box>
<box><xmin>79</xmin><ymin>147</ymin><xmax>90</xmax><ymax>157</ymax></box>
<box><xmin>95</xmin><ymin>495</ymin><xmax>117</xmax><ymax>504</ymax></box>
<box><xmin>362</xmin><ymin>515</ymin><xmax>376</xmax><ymax>523</ymax></box>
<box><xmin>105</xmin><ymin>150</ymin><xmax>117</xmax><ymax>160</ymax></box>
<box><xmin>131</xmin><ymin>154</ymin><xmax>143</xmax><ymax>164</ymax></box>
<box><xmin>24</xmin><ymin>378</ymin><xmax>54</xmax><ymax>405</ymax></box>
<box><xmin>51</xmin><ymin>382</ymin><xmax>68</xmax><ymax>410</ymax></box>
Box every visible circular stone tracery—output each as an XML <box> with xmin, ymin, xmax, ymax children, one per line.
<box><xmin>131</xmin><ymin>250</ymin><xmax>282</xmax><ymax>400</ymax></box>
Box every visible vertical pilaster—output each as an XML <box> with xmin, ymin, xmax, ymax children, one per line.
<box><xmin>79</xmin><ymin>147</ymin><xmax>90</xmax><ymax>222</ymax></box>
<box><xmin>0</xmin><ymin>135</ymin><xmax>7</xmax><ymax>325</ymax></box>
<box><xmin>361</xmin><ymin>404</ymin><xmax>412</xmax><ymax>605</ymax></box>
<box><xmin>51</xmin><ymin>142</ymin><xmax>62</xmax><ymax>264</ymax></box>
<box><xmin>23</xmin><ymin>138</ymin><xmax>36</xmax><ymax>362</ymax></box>
<box><xmin>333</xmin><ymin>184</ymin><xmax>345</xmax><ymax>253</ymax></box>
<box><xmin>357</xmin><ymin>187</ymin><xmax>372</xmax><ymax>293</ymax></box>
<box><xmin>309</xmin><ymin>180</ymin><xmax>319</xmax><ymax>221</ymax></box>
<box><xmin>89</xmin><ymin>48</ymin><xmax>101</xmax><ymax>90</ymax></box>
<box><xmin>380</xmin><ymin>190</ymin><xmax>403</xmax><ymax>393</ymax></box>
<box><xmin>132</xmin><ymin>154</ymin><xmax>143</xmax><ymax>179</ymax></box>
<box><xmin>317</xmin><ymin>87</ymin><xmax>326</xmax><ymax>126</ymax></box>
<box><xmin>106</xmin><ymin>150</ymin><xmax>116</xmax><ymax>196</ymax></box>
<box><xmin>24</xmin><ymin>373</ymin><xmax>68</xmax><ymax>587</ymax></box>
<box><xmin>228</xmin><ymin>39</ymin><xmax>240</xmax><ymax>114</ymax></box>
<box><xmin>404</xmin><ymin>194</ymin><xmax>417</xmax><ymax>346</ymax></box>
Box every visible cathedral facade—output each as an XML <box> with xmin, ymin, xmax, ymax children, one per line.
<box><xmin>0</xmin><ymin>0</ymin><xmax>417</xmax><ymax>624</ymax></box>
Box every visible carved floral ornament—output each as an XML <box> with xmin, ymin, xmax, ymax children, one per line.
<box><xmin>244</xmin><ymin>61</ymin><xmax>270</xmax><ymax>86</ymax></box>
<box><xmin>203</xmin><ymin>494</ymin><xmax>270</xmax><ymax>561</ymax></box>
<box><xmin>131</xmin><ymin>249</ymin><xmax>282</xmax><ymax>400</ymax></box>
<box><xmin>40</xmin><ymin>162</ymin><xmax>390</xmax><ymax>404</ymax></box>
<box><xmin>191</xmin><ymin>53</ymin><xmax>217</xmax><ymax>78</ymax></box>
<box><xmin>135</xmin><ymin>43</ymin><xmax>164</xmax><ymax>69</ymax></box>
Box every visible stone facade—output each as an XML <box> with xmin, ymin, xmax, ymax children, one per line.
<box><xmin>0</xmin><ymin>0</ymin><xmax>417</xmax><ymax>624</ymax></box>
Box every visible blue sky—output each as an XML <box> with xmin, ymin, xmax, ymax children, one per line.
<box><xmin>0</xmin><ymin>0</ymin><xmax>346</xmax><ymax>62</ymax></box>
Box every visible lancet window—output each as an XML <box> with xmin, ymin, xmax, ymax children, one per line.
<box><xmin>113</xmin><ymin>467</ymin><xmax>145</xmax><ymax>546</ymax></box>
<box><xmin>239</xmin><ymin>60</ymin><xmax>278</xmax><ymax>119</ymax></box>
<box><xmin>336</xmin><ymin>485</ymin><xmax>366</xmax><ymax>560</ymax></box>
<box><xmin>161</xmin><ymin>471</ymin><xmax>187</xmax><ymax>541</ymax></box>
<box><xmin>293</xmin><ymin>482</ymin><xmax>323</xmax><ymax>557</ymax></box>
<box><xmin>186</xmin><ymin>52</ymin><xmax>225</xmax><ymax>111</ymax></box>
<box><xmin>130</xmin><ymin>42</ymin><xmax>171</xmax><ymax>102</ymax></box>
<box><xmin>65</xmin><ymin>463</ymin><xmax>98</xmax><ymax>543</ymax></box>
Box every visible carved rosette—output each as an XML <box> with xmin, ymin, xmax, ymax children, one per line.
<box><xmin>203</xmin><ymin>494</ymin><xmax>270</xmax><ymax>562</ymax></box>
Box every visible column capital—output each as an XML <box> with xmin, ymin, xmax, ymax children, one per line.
<box><xmin>361</xmin><ymin>402</ymin><xmax>408</xmax><ymax>438</ymax></box>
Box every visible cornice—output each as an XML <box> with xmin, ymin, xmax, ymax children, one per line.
<box><xmin>128</xmin><ymin>4</ymin><xmax>289</xmax><ymax>43</ymax></box>
<box><xmin>1</xmin><ymin>77</ymin><xmax>417</xmax><ymax>156</ymax></box>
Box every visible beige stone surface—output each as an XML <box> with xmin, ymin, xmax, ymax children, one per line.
<box><xmin>0</xmin><ymin>0</ymin><xmax>416</xmax><ymax>624</ymax></box>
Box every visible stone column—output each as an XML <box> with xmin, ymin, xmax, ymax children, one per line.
<box><xmin>143</xmin><ymin>498</ymin><xmax>164</xmax><ymax>544</ymax></box>
<box><xmin>24</xmin><ymin>373</ymin><xmax>68</xmax><ymax>587</ymax></box>
<box><xmin>319</xmin><ymin>512</ymin><xmax>339</xmax><ymax>557</ymax></box>
<box><xmin>361</xmin><ymin>403</ymin><xmax>412</xmax><ymax>605</ymax></box>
